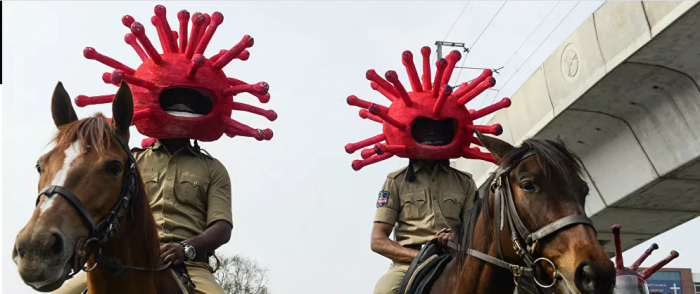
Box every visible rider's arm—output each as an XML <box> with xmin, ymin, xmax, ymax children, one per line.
<box><xmin>188</xmin><ymin>159</ymin><xmax>233</xmax><ymax>253</ymax></box>
<box><xmin>370</xmin><ymin>177</ymin><xmax>417</xmax><ymax>263</ymax></box>
<box><xmin>371</xmin><ymin>222</ymin><xmax>419</xmax><ymax>263</ymax></box>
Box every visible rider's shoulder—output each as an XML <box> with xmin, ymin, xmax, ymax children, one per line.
<box><xmin>446</xmin><ymin>165</ymin><xmax>473</xmax><ymax>179</ymax></box>
<box><xmin>387</xmin><ymin>166</ymin><xmax>410</xmax><ymax>179</ymax></box>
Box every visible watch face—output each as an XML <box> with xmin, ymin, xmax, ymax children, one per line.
<box><xmin>186</xmin><ymin>247</ymin><xmax>196</xmax><ymax>259</ymax></box>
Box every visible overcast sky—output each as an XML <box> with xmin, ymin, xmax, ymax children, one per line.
<box><xmin>3</xmin><ymin>1</ymin><xmax>699</xmax><ymax>293</ymax></box>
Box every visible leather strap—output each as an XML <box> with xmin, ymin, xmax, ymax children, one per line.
<box><xmin>527</xmin><ymin>215</ymin><xmax>594</xmax><ymax>244</ymax></box>
<box><xmin>38</xmin><ymin>185</ymin><xmax>96</xmax><ymax>231</ymax></box>
<box><xmin>467</xmin><ymin>249</ymin><xmax>534</xmax><ymax>277</ymax></box>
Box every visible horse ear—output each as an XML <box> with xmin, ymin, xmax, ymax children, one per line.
<box><xmin>51</xmin><ymin>82</ymin><xmax>79</xmax><ymax>127</ymax></box>
<box><xmin>555</xmin><ymin>135</ymin><xmax>566</xmax><ymax>147</ymax></box>
<box><xmin>112</xmin><ymin>81</ymin><xmax>134</xmax><ymax>138</ymax></box>
<box><xmin>474</xmin><ymin>129</ymin><xmax>513</xmax><ymax>163</ymax></box>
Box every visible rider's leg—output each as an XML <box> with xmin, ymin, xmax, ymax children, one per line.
<box><xmin>50</xmin><ymin>271</ymin><xmax>87</xmax><ymax>294</ymax></box>
<box><xmin>185</xmin><ymin>261</ymin><xmax>225</xmax><ymax>294</ymax></box>
<box><xmin>373</xmin><ymin>263</ymin><xmax>409</xmax><ymax>294</ymax></box>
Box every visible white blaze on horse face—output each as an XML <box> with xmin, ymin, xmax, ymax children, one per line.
<box><xmin>39</xmin><ymin>141</ymin><xmax>81</xmax><ymax>215</ymax></box>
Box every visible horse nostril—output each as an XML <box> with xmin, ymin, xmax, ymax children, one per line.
<box><xmin>575</xmin><ymin>261</ymin><xmax>597</xmax><ymax>293</ymax></box>
<box><xmin>49</xmin><ymin>233</ymin><xmax>64</xmax><ymax>257</ymax></box>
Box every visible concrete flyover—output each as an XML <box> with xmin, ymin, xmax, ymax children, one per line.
<box><xmin>455</xmin><ymin>1</ymin><xmax>700</xmax><ymax>256</ymax></box>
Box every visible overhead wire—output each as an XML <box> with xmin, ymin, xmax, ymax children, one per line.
<box><xmin>475</xmin><ymin>1</ymin><xmax>581</xmax><ymax>124</ymax></box>
<box><xmin>453</xmin><ymin>1</ymin><xmax>508</xmax><ymax>85</ymax></box>
<box><xmin>443</xmin><ymin>1</ymin><xmax>472</xmax><ymax>41</ymax></box>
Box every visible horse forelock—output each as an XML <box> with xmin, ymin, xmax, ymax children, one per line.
<box><xmin>52</xmin><ymin>113</ymin><xmax>115</xmax><ymax>156</ymax></box>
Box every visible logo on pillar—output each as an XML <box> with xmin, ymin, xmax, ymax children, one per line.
<box><xmin>561</xmin><ymin>43</ymin><xmax>580</xmax><ymax>82</ymax></box>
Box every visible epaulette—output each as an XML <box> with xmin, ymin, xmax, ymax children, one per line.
<box><xmin>448</xmin><ymin>165</ymin><xmax>473</xmax><ymax>179</ymax></box>
<box><xmin>198</xmin><ymin>148</ymin><xmax>214</xmax><ymax>160</ymax></box>
<box><xmin>130</xmin><ymin>147</ymin><xmax>147</xmax><ymax>153</ymax></box>
<box><xmin>387</xmin><ymin>166</ymin><xmax>410</xmax><ymax>179</ymax></box>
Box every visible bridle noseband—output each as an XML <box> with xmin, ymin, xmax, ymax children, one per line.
<box><xmin>466</xmin><ymin>150</ymin><xmax>596</xmax><ymax>291</ymax></box>
<box><xmin>35</xmin><ymin>133</ymin><xmax>166</xmax><ymax>278</ymax></box>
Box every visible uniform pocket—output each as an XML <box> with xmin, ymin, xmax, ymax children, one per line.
<box><xmin>442</xmin><ymin>191</ymin><xmax>467</xmax><ymax>221</ymax></box>
<box><xmin>399</xmin><ymin>191</ymin><xmax>427</xmax><ymax>221</ymax></box>
<box><xmin>141</xmin><ymin>171</ymin><xmax>160</xmax><ymax>205</ymax></box>
<box><xmin>178</xmin><ymin>172</ymin><xmax>209</xmax><ymax>205</ymax></box>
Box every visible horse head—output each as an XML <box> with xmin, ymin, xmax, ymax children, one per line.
<box><xmin>13</xmin><ymin>81</ymin><xmax>134</xmax><ymax>292</ymax></box>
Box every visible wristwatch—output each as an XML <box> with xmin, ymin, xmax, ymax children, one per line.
<box><xmin>180</xmin><ymin>241</ymin><xmax>196</xmax><ymax>261</ymax></box>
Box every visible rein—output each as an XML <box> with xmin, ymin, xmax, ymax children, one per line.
<box><xmin>462</xmin><ymin>151</ymin><xmax>596</xmax><ymax>292</ymax></box>
<box><xmin>35</xmin><ymin>133</ymin><xmax>170</xmax><ymax>278</ymax></box>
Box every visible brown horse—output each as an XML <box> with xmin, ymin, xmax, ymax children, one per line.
<box><xmin>428</xmin><ymin>132</ymin><xmax>615</xmax><ymax>294</ymax></box>
<box><xmin>13</xmin><ymin>82</ymin><xmax>179</xmax><ymax>293</ymax></box>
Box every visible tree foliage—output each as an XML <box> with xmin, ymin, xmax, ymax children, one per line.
<box><xmin>210</xmin><ymin>253</ymin><xmax>271</xmax><ymax>294</ymax></box>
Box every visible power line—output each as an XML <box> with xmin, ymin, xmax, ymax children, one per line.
<box><xmin>475</xmin><ymin>1</ymin><xmax>581</xmax><ymax>125</ymax></box>
<box><xmin>443</xmin><ymin>1</ymin><xmax>471</xmax><ymax>41</ymax></box>
<box><xmin>453</xmin><ymin>1</ymin><xmax>508</xmax><ymax>85</ymax></box>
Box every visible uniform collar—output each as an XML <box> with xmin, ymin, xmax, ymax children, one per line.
<box><xmin>411</xmin><ymin>160</ymin><xmax>450</xmax><ymax>173</ymax></box>
<box><xmin>151</xmin><ymin>140</ymin><xmax>199</xmax><ymax>156</ymax></box>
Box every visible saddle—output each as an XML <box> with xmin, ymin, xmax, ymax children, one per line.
<box><xmin>79</xmin><ymin>263</ymin><xmax>195</xmax><ymax>294</ymax></box>
<box><xmin>398</xmin><ymin>239</ymin><xmax>453</xmax><ymax>294</ymax></box>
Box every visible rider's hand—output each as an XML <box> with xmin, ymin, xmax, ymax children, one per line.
<box><xmin>160</xmin><ymin>242</ymin><xmax>185</xmax><ymax>265</ymax></box>
<box><xmin>434</xmin><ymin>228</ymin><xmax>454</xmax><ymax>248</ymax></box>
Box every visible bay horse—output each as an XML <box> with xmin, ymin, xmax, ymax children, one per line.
<box><xmin>13</xmin><ymin>82</ymin><xmax>181</xmax><ymax>293</ymax></box>
<box><xmin>427</xmin><ymin>131</ymin><xmax>616</xmax><ymax>294</ymax></box>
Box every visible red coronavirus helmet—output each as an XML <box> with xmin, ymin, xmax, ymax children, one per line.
<box><xmin>611</xmin><ymin>224</ymin><xmax>679</xmax><ymax>294</ymax></box>
<box><xmin>345</xmin><ymin>47</ymin><xmax>511</xmax><ymax>170</ymax></box>
<box><xmin>76</xmin><ymin>4</ymin><xmax>276</xmax><ymax>147</ymax></box>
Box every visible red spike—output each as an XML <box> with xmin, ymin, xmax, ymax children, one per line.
<box><xmin>366</xmin><ymin>70</ymin><xmax>399</xmax><ymax>98</ymax></box>
<box><xmin>130</xmin><ymin>22</ymin><xmax>162</xmax><ymax>64</ymax></box>
<box><xmin>346</xmin><ymin>95</ymin><xmax>389</xmax><ymax>113</ymax></box>
<box><xmin>639</xmin><ymin>251</ymin><xmax>679</xmax><ymax>280</ymax></box>
<box><xmin>102</xmin><ymin>72</ymin><xmax>119</xmax><ymax>86</ymax></box>
<box><xmin>111</xmin><ymin>70</ymin><xmax>157</xmax><ymax>90</ymax></box>
<box><xmin>232</xmin><ymin>102</ymin><xmax>278</xmax><ymax>121</ymax></box>
<box><xmin>431</xmin><ymin>58</ymin><xmax>447</xmax><ymax>98</ymax></box>
<box><xmin>196</xmin><ymin>13</ymin><xmax>211</xmax><ymax>50</ymax></box>
<box><xmin>361</xmin><ymin>147</ymin><xmax>376</xmax><ymax>159</ymax></box>
<box><xmin>210</xmin><ymin>49</ymin><xmax>249</xmax><ymax>63</ymax></box>
<box><xmin>75</xmin><ymin>94</ymin><xmax>115</xmax><ymax>107</ymax></box>
<box><xmin>368</xmin><ymin>104</ymin><xmax>405</xmax><ymax>129</ymax></box>
<box><xmin>195</xmin><ymin>12</ymin><xmax>223</xmax><ymax>55</ymax></box>
<box><xmin>221</xmin><ymin>116</ymin><xmax>273</xmax><ymax>141</ymax></box>
<box><xmin>385</xmin><ymin>71</ymin><xmax>412</xmax><ymax>107</ymax></box>
<box><xmin>151</xmin><ymin>16</ymin><xmax>171</xmax><ymax>53</ymax></box>
<box><xmin>432</xmin><ymin>85</ymin><xmax>453</xmax><ymax>116</ymax></box>
<box><xmin>457</xmin><ymin>77</ymin><xmax>496</xmax><ymax>105</ymax></box>
<box><xmin>141</xmin><ymin>137</ymin><xmax>158</xmax><ymax>148</ymax></box>
<box><xmin>421</xmin><ymin>46</ymin><xmax>432</xmax><ymax>91</ymax></box>
<box><xmin>471</xmin><ymin>136</ymin><xmax>483</xmax><ymax>147</ymax></box>
<box><xmin>83</xmin><ymin>47</ymin><xmax>136</xmax><ymax>75</ymax></box>
<box><xmin>359</xmin><ymin>109</ymin><xmax>383</xmax><ymax>123</ymax></box>
<box><xmin>185</xmin><ymin>13</ymin><xmax>206</xmax><ymax>59</ymax></box>
<box><xmin>375</xmin><ymin>143</ymin><xmax>408</xmax><ymax>155</ymax></box>
<box><xmin>471</xmin><ymin>98</ymin><xmax>511</xmax><ymax>120</ymax></box>
<box><xmin>402</xmin><ymin>50</ymin><xmax>423</xmax><ymax>92</ymax></box>
<box><xmin>122</xmin><ymin>15</ymin><xmax>135</xmax><ymax>28</ymax></box>
<box><xmin>441</xmin><ymin>50</ymin><xmax>462</xmax><ymax>87</ymax></box>
<box><xmin>227</xmin><ymin>78</ymin><xmax>270</xmax><ymax>103</ymax></box>
<box><xmin>213</xmin><ymin>35</ymin><xmax>254</xmax><ymax>70</ymax></box>
<box><xmin>224</xmin><ymin>82</ymin><xmax>269</xmax><ymax>96</ymax></box>
<box><xmin>133</xmin><ymin>108</ymin><xmax>153</xmax><ymax>123</ymax></box>
<box><xmin>187</xmin><ymin>54</ymin><xmax>206</xmax><ymax>79</ymax></box>
<box><xmin>612</xmin><ymin>224</ymin><xmax>624</xmax><ymax>270</ymax></box>
<box><xmin>345</xmin><ymin>134</ymin><xmax>385</xmax><ymax>154</ymax></box>
<box><xmin>370</xmin><ymin>82</ymin><xmax>396</xmax><ymax>102</ymax></box>
<box><xmin>462</xmin><ymin>147</ymin><xmax>497</xmax><ymax>164</ymax></box>
<box><xmin>154</xmin><ymin>5</ymin><xmax>178</xmax><ymax>53</ymax></box>
<box><xmin>352</xmin><ymin>152</ymin><xmax>393</xmax><ymax>171</ymax></box>
<box><xmin>124</xmin><ymin>33</ymin><xmax>148</xmax><ymax>61</ymax></box>
<box><xmin>177</xmin><ymin>10</ymin><xmax>190</xmax><ymax>53</ymax></box>
<box><xmin>172</xmin><ymin>31</ymin><xmax>178</xmax><ymax>44</ymax></box>
<box><xmin>454</xmin><ymin>69</ymin><xmax>493</xmax><ymax>99</ymax></box>
<box><xmin>629</xmin><ymin>243</ymin><xmax>659</xmax><ymax>271</ymax></box>
<box><xmin>467</xmin><ymin>124</ymin><xmax>503</xmax><ymax>136</ymax></box>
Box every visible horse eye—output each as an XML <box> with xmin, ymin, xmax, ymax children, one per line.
<box><xmin>520</xmin><ymin>181</ymin><xmax>538</xmax><ymax>192</ymax></box>
<box><xmin>106</xmin><ymin>161</ymin><xmax>123</xmax><ymax>176</ymax></box>
<box><xmin>36</xmin><ymin>163</ymin><xmax>42</xmax><ymax>174</ymax></box>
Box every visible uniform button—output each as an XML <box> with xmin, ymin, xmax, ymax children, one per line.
<box><xmin>169</xmin><ymin>161</ymin><xmax>174</xmax><ymax>164</ymax></box>
<box><xmin>165</xmin><ymin>230</ymin><xmax>169</xmax><ymax>233</ymax></box>
<box><xmin>165</xmin><ymin>195</ymin><xmax>171</xmax><ymax>199</ymax></box>
<box><xmin>193</xmin><ymin>181</ymin><xmax>198</xmax><ymax>185</ymax></box>
<box><xmin>167</xmin><ymin>177</ymin><xmax>173</xmax><ymax>180</ymax></box>
<box><xmin>164</xmin><ymin>214</ymin><xmax>169</xmax><ymax>218</ymax></box>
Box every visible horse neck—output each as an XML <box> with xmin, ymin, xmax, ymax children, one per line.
<box><xmin>455</xmin><ymin>206</ymin><xmax>517</xmax><ymax>294</ymax></box>
<box><xmin>85</xmin><ymin>189</ymin><xmax>167</xmax><ymax>294</ymax></box>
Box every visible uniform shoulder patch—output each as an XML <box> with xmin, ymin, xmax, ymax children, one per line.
<box><xmin>376</xmin><ymin>190</ymin><xmax>390</xmax><ymax>208</ymax></box>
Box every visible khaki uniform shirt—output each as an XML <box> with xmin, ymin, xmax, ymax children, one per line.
<box><xmin>374</xmin><ymin>161</ymin><xmax>477</xmax><ymax>247</ymax></box>
<box><xmin>132</xmin><ymin>141</ymin><xmax>233</xmax><ymax>243</ymax></box>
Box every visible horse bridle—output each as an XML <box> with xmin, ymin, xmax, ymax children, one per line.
<box><xmin>465</xmin><ymin>150</ymin><xmax>596</xmax><ymax>291</ymax></box>
<box><xmin>35</xmin><ymin>133</ymin><xmax>169</xmax><ymax>278</ymax></box>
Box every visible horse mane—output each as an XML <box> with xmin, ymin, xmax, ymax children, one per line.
<box><xmin>55</xmin><ymin>114</ymin><xmax>178</xmax><ymax>293</ymax></box>
<box><xmin>453</xmin><ymin>137</ymin><xmax>586</xmax><ymax>269</ymax></box>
